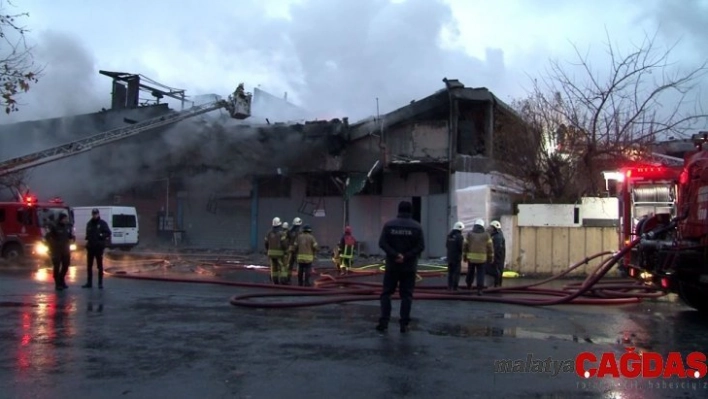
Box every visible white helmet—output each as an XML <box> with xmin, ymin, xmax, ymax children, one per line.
<box><xmin>474</xmin><ymin>218</ymin><xmax>485</xmax><ymax>227</ymax></box>
<box><xmin>293</xmin><ymin>217</ymin><xmax>303</xmax><ymax>226</ymax></box>
<box><xmin>282</xmin><ymin>222</ymin><xmax>289</xmax><ymax>229</ymax></box>
<box><xmin>453</xmin><ymin>221</ymin><xmax>464</xmax><ymax>231</ymax></box>
<box><xmin>272</xmin><ymin>217</ymin><xmax>282</xmax><ymax>227</ymax></box>
<box><xmin>490</xmin><ymin>220</ymin><xmax>501</xmax><ymax>230</ymax></box>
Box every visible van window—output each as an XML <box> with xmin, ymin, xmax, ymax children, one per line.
<box><xmin>113</xmin><ymin>214</ymin><xmax>137</xmax><ymax>228</ymax></box>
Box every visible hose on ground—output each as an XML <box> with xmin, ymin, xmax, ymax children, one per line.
<box><xmin>103</xmin><ymin>236</ymin><xmax>667</xmax><ymax>309</ymax></box>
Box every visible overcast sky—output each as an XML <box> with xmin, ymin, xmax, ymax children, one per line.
<box><xmin>3</xmin><ymin>0</ymin><xmax>708</xmax><ymax>124</ymax></box>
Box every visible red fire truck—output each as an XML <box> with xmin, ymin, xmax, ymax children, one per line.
<box><xmin>0</xmin><ymin>194</ymin><xmax>76</xmax><ymax>261</ymax></box>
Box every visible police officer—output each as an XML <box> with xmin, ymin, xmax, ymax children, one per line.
<box><xmin>376</xmin><ymin>201</ymin><xmax>425</xmax><ymax>333</ymax></box>
<box><xmin>82</xmin><ymin>208</ymin><xmax>111</xmax><ymax>289</ymax></box>
<box><xmin>489</xmin><ymin>220</ymin><xmax>506</xmax><ymax>287</ymax></box>
<box><xmin>264</xmin><ymin>217</ymin><xmax>288</xmax><ymax>284</ymax></box>
<box><xmin>44</xmin><ymin>213</ymin><xmax>75</xmax><ymax>291</ymax></box>
<box><xmin>463</xmin><ymin>219</ymin><xmax>494</xmax><ymax>296</ymax></box>
<box><xmin>293</xmin><ymin>224</ymin><xmax>318</xmax><ymax>286</ymax></box>
<box><xmin>445</xmin><ymin>221</ymin><xmax>465</xmax><ymax>291</ymax></box>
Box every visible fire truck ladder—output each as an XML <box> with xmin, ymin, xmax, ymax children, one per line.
<box><xmin>0</xmin><ymin>85</ymin><xmax>253</xmax><ymax>178</ymax></box>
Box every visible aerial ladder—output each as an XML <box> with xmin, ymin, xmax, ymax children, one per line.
<box><xmin>0</xmin><ymin>84</ymin><xmax>253</xmax><ymax>200</ymax></box>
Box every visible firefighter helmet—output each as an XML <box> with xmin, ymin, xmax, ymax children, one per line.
<box><xmin>474</xmin><ymin>218</ymin><xmax>485</xmax><ymax>227</ymax></box>
<box><xmin>490</xmin><ymin>220</ymin><xmax>501</xmax><ymax>230</ymax></box>
<box><xmin>272</xmin><ymin>217</ymin><xmax>282</xmax><ymax>227</ymax></box>
<box><xmin>282</xmin><ymin>222</ymin><xmax>289</xmax><ymax>230</ymax></box>
<box><xmin>293</xmin><ymin>217</ymin><xmax>303</xmax><ymax>226</ymax></box>
<box><xmin>453</xmin><ymin>221</ymin><xmax>464</xmax><ymax>231</ymax></box>
<box><xmin>303</xmin><ymin>224</ymin><xmax>312</xmax><ymax>232</ymax></box>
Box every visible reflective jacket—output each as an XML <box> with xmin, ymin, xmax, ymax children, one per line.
<box><xmin>264</xmin><ymin>227</ymin><xmax>287</xmax><ymax>257</ymax></box>
<box><xmin>294</xmin><ymin>232</ymin><xmax>318</xmax><ymax>263</ymax></box>
<box><xmin>463</xmin><ymin>225</ymin><xmax>493</xmax><ymax>263</ymax></box>
<box><xmin>339</xmin><ymin>233</ymin><xmax>356</xmax><ymax>260</ymax></box>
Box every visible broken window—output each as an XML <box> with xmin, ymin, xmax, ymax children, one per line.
<box><xmin>306</xmin><ymin>175</ymin><xmax>340</xmax><ymax>197</ymax></box>
<box><xmin>259</xmin><ymin>177</ymin><xmax>291</xmax><ymax>198</ymax></box>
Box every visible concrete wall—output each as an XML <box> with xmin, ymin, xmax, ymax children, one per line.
<box><xmin>517</xmin><ymin>197</ymin><xmax>618</xmax><ymax>227</ymax></box>
<box><xmin>509</xmin><ymin>217</ymin><xmax>617</xmax><ymax>276</ymax></box>
<box><xmin>386</xmin><ymin>120</ymin><xmax>449</xmax><ymax>161</ymax></box>
<box><xmin>382</xmin><ymin>172</ymin><xmax>429</xmax><ymax>197</ymax></box>
<box><xmin>348</xmin><ymin>193</ymin><xmax>448</xmax><ymax>259</ymax></box>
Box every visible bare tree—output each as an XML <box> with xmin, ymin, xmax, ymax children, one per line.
<box><xmin>499</xmin><ymin>29</ymin><xmax>708</xmax><ymax>201</ymax></box>
<box><xmin>1</xmin><ymin>0</ymin><xmax>41</xmax><ymax>114</ymax></box>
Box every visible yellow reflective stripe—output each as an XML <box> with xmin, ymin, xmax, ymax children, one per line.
<box><xmin>466</xmin><ymin>252</ymin><xmax>486</xmax><ymax>262</ymax></box>
<box><xmin>267</xmin><ymin>249</ymin><xmax>284</xmax><ymax>256</ymax></box>
<box><xmin>297</xmin><ymin>254</ymin><xmax>314</xmax><ymax>262</ymax></box>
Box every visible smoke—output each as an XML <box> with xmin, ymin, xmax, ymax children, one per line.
<box><xmin>2</xmin><ymin>30</ymin><xmax>107</xmax><ymax>124</ymax></box>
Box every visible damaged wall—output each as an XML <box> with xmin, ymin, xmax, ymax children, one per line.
<box><xmin>385</xmin><ymin>120</ymin><xmax>449</xmax><ymax>162</ymax></box>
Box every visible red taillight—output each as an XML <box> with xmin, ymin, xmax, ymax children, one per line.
<box><xmin>661</xmin><ymin>278</ymin><xmax>670</xmax><ymax>289</ymax></box>
<box><xmin>629</xmin><ymin>268</ymin><xmax>635</xmax><ymax>277</ymax></box>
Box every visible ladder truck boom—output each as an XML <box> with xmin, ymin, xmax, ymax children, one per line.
<box><xmin>0</xmin><ymin>84</ymin><xmax>252</xmax><ymax>177</ymax></box>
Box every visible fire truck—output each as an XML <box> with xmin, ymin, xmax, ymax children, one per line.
<box><xmin>605</xmin><ymin>132</ymin><xmax>708</xmax><ymax>312</ymax></box>
<box><xmin>0</xmin><ymin>82</ymin><xmax>253</xmax><ymax>261</ymax></box>
<box><xmin>0</xmin><ymin>195</ymin><xmax>76</xmax><ymax>261</ymax></box>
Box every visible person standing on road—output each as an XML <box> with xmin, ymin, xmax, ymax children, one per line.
<box><xmin>463</xmin><ymin>219</ymin><xmax>494</xmax><ymax>296</ymax></box>
<box><xmin>82</xmin><ymin>208</ymin><xmax>111</xmax><ymax>290</ymax></box>
<box><xmin>264</xmin><ymin>217</ymin><xmax>288</xmax><ymax>284</ymax></box>
<box><xmin>489</xmin><ymin>220</ymin><xmax>506</xmax><ymax>287</ymax></box>
<box><xmin>293</xmin><ymin>224</ymin><xmax>318</xmax><ymax>287</ymax></box>
<box><xmin>45</xmin><ymin>213</ymin><xmax>75</xmax><ymax>291</ymax></box>
<box><xmin>286</xmin><ymin>217</ymin><xmax>303</xmax><ymax>282</ymax></box>
<box><xmin>376</xmin><ymin>201</ymin><xmax>425</xmax><ymax>333</ymax></box>
<box><xmin>337</xmin><ymin>225</ymin><xmax>357</xmax><ymax>275</ymax></box>
<box><xmin>445</xmin><ymin>221</ymin><xmax>465</xmax><ymax>291</ymax></box>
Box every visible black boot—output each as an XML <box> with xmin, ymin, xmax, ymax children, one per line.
<box><xmin>82</xmin><ymin>281</ymin><xmax>92</xmax><ymax>288</ymax></box>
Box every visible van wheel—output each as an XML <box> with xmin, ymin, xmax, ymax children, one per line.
<box><xmin>2</xmin><ymin>243</ymin><xmax>24</xmax><ymax>259</ymax></box>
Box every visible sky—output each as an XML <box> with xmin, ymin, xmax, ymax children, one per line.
<box><xmin>2</xmin><ymin>0</ymin><xmax>708</xmax><ymax>126</ymax></box>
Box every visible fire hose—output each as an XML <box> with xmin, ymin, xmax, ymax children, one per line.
<box><xmin>103</xmin><ymin>235</ymin><xmax>667</xmax><ymax>309</ymax></box>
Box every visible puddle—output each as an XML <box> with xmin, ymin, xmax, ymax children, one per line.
<box><xmin>428</xmin><ymin>323</ymin><xmax>620</xmax><ymax>345</ymax></box>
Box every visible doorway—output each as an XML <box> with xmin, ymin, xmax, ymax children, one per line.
<box><xmin>412</xmin><ymin>196</ymin><xmax>422</xmax><ymax>223</ymax></box>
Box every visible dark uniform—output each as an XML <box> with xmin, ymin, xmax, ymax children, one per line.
<box><xmin>490</xmin><ymin>226</ymin><xmax>506</xmax><ymax>287</ymax></box>
<box><xmin>286</xmin><ymin>224</ymin><xmax>301</xmax><ymax>276</ymax></box>
<box><xmin>445</xmin><ymin>227</ymin><xmax>464</xmax><ymax>290</ymax></box>
<box><xmin>376</xmin><ymin>201</ymin><xmax>425</xmax><ymax>333</ymax></box>
<box><xmin>83</xmin><ymin>209</ymin><xmax>111</xmax><ymax>289</ymax></box>
<box><xmin>45</xmin><ymin>214</ymin><xmax>75</xmax><ymax>291</ymax></box>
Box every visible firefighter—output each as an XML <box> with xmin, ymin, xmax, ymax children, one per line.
<box><xmin>489</xmin><ymin>220</ymin><xmax>506</xmax><ymax>287</ymax></box>
<box><xmin>445</xmin><ymin>221</ymin><xmax>465</xmax><ymax>291</ymax></box>
<box><xmin>376</xmin><ymin>201</ymin><xmax>425</xmax><ymax>333</ymax></box>
<box><xmin>463</xmin><ymin>219</ymin><xmax>494</xmax><ymax>296</ymax></box>
<box><xmin>264</xmin><ymin>217</ymin><xmax>288</xmax><ymax>284</ymax></box>
<box><xmin>337</xmin><ymin>225</ymin><xmax>357</xmax><ymax>275</ymax></box>
<box><xmin>44</xmin><ymin>213</ymin><xmax>75</xmax><ymax>291</ymax></box>
<box><xmin>293</xmin><ymin>224</ymin><xmax>318</xmax><ymax>286</ymax></box>
<box><xmin>286</xmin><ymin>217</ymin><xmax>303</xmax><ymax>278</ymax></box>
<box><xmin>82</xmin><ymin>208</ymin><xmax>111</xmax><ymax>289</ymax></box>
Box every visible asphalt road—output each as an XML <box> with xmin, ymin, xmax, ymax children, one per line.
<box><xmin>0</xmin><ymin>261</ymin><xmax>707</xmax><ymax>399</ymax></box>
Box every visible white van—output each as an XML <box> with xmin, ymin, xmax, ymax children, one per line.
<box><xmin>72</xmin><ymin>206</ymin><xmax>139</xmax><ymax>251</ymax></box>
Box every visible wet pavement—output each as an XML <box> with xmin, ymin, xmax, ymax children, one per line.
<box><xmin>1</xmin><ymin>260</ymin><xmax>707</xmax><ymax>399</ymax></box>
